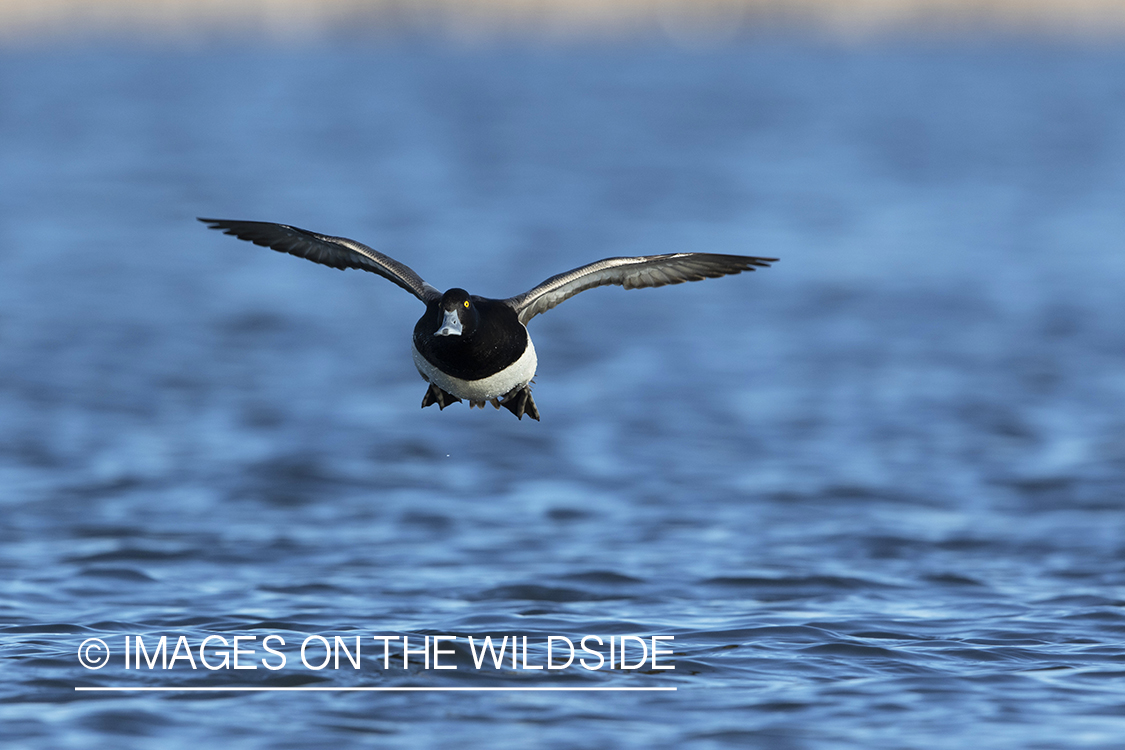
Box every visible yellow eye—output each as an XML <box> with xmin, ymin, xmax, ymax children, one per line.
<box><xmin>463</xmin><ymin>300</ymin><xmax>470</xmax><ymax>308</ymax></box>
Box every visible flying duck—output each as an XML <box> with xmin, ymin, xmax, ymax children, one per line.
<box><xmin>199</xmin><ymin>218</ymin><xmax>776</xmax><ymax>420</ymax></box>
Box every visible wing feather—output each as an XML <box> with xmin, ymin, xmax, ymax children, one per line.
<box><xmin>506</xmin><ymin>253</ymin><xmax>776</xmax><ymax>324</ymax></box>
<box><xmin>198</xmin><ymin>218</ymin><xmax>440</xmax><ymax>303</ymax></box>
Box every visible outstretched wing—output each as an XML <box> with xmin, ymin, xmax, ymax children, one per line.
<box><xmin>506</xmin><ymin>253</ymin><xmax>776</xmax><ymax>325</ymax></box>
<box><xmin>198</xmin><ymin>218</ymin><xmax>441</xmax><ymax>303</ymax></box>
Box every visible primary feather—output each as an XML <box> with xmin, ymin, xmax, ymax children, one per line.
<box><xmin>506</xmin><ymin>253</ymin><xmax>776</xmax><ymax>324</ymax></box>
<box><xmin>197</xmin><ymin>218</ymin><xmax>441</xmax><ymax>303</ymax></box>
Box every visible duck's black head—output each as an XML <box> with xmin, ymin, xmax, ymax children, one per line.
<box><xmin>434</xmin><ymin>288</ymin><xmax>478</xmax><ymax>337</ymax></box>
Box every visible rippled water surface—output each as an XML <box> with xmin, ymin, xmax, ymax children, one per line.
<box><xmin>3</xmin><ymin>39</ymin><xmax>1125</xmax><ymax>749</ymax></box>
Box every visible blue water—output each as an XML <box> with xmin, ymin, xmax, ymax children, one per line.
<box><xmin>3</xmin><ymin>38</ymin><xmax>1125</xmax><ymax>749</ymax></box>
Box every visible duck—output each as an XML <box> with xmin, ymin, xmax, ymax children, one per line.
<box><xmin>199</xmin><ymin>218</ymin><xmax>776</xmax><ymax>421</ymax></box>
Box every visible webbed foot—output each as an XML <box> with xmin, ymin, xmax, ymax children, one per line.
<box><xmin>421</xmin><ymin>383</ymin><xmax>462</xmax><ymax>410</ymax></box>
<box><xmin>499</xmin><ymin>385</ymin><xmax>540</xmax><ymax>421</ymax></box>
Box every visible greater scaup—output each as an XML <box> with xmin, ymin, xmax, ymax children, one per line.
<box><xmin>199</xmin><ymin>218</ymin><xmax>776</xmax><ymax>420</ymax></box>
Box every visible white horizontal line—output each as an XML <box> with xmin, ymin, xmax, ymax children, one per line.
<box><xmin>75</xmin><ymin>686</ymin><xmax>676</xmax><ymax>692</ymax></box>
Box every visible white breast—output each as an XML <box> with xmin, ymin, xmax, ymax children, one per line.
<box><xmin>412</xmin><ymin>336</ymin><xmax>537</xmax><ymax>402</ymax></box>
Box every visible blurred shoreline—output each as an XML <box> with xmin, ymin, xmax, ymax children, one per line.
<box><xmin>3</xmin><ymin>0</ymin><xmax>1125</xmax><ymax>43</ymax></box>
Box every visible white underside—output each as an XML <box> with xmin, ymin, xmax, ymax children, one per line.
<box><xmin>412</xmin><ymin>335</ymin><xmax>537</xmax><ymax>402</ymax></box>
